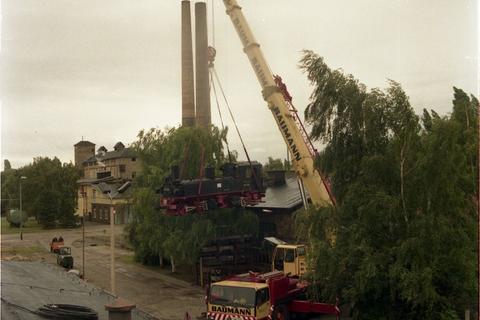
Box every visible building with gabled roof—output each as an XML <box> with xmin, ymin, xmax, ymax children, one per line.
<box><xmin>75</xmin><ymin>141</ymin><xmax>141</xmax><ymax>224</ymax></box>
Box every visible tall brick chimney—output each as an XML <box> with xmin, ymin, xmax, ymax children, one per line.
<box><xmin>195</xmin><ymin>2</ymin><xmax>211</xmax><ymax>128</ymax></box>
<box><xmin>181</xmin><ymin>0</ymin><xmax>195</xmax><ymax>127</ymax></box>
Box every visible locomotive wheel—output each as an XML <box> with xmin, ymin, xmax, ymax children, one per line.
<box><xmin>207</xmin><ymin>199</ymin><xmax>218</xmax><ymax>210</ymax></box>
<box><xmin>273</xmin><ymin>305</ymin><xmax>290</xmax><ymax>320</ymax></box>
<box><xmin>231</xmin><ymin>196</ymin><xmax>242</xmax><ymax>208</ymax></box>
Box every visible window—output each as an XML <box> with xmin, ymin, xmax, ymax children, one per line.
<box><xmin>97</xmin><ymin>171</ymin><xmax>111</xmax><ymax>179</ymax></box>
<box><xmin>297</xmin><ymin>246</ymin><xmax>306</xmax><ymax>256</ymax></box>
<box><xmin>245</xmin><ymin>167</ymin><xmax>252</xmax><ymax>178</ymax></box>
<box><xmin>132</xmin><ymin>172</ymin><xmax>136</xmax><ymax>178</ymax></box>
<box><xmin>131</xmin><ymin>157</ymin><xmax>136</xmax><ymax>162</ymax></box>
<box><xmin>119</xmin><ymin>164</ymin><xmax>126</xmax><ymax>173</ymax></box>
<box><xmin>284</xmin><ymin>249</ymin><xmax>295</xmax><ymax>263</ymax></box>
<box><xmin>256</xmin><ymin>288</ymin><xmax>270</xmax><ymax>306</ymax></box>
<box><xmin>210</xmin><ymin>285</ymin><xmax>256</xmax><ymax>308</ymax></box>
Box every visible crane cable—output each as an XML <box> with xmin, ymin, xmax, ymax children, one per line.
<box><xmin>210</xmin><ymin>67</ymin><xmax>250</xmax><ymax>162</ymax></box>
<box><xmin>208</xmin><ymin>0</ymin><xmax>260</xmax><ymax>190</ymax></box>
<box><xmin>210</xmin><ymin>67</ymin><xmax>261</xmax><ymax>190</ymax></box>
<box><xmin>210</xmin><ymin>69</ymin><xmax>233</xmax><ymax>162</ymax></box>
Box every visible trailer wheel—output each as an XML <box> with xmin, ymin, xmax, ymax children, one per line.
<box><xmin>273</xmin><ymin>305</ymin><xmax>290</xmax><ymax>320</ymax></box>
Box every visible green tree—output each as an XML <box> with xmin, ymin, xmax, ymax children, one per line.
<box><xmin>4</xmin><ymin>159</ymin><xmax>12</xmax><ymax>170</ymax></box>
<box><xmin>297</xmin><ymin>51</ymin><xmax>477</xmax><ymax>319</ymax></box>
<box><xmin>1</xmin><ymin>162</ymin><xmax>19</xmax><ymax>213</ymax></box>
<box><xmin>20</xmin><ymin>157</ymin><xmax>80</xmax><ymax>228</ymax></box>
<box><xmin>264</xmin><ymin>156</ymin><xmax>292</xmax><ymax>171</ymax></box>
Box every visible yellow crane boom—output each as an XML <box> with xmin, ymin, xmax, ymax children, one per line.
<box><xmin>222</xmin><ymin>0</ymin><xmax>334</xmax><ymax>207</ymax></box>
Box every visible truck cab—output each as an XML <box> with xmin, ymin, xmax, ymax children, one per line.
<box><xmin>207</xmin><ymin>280</ymin><xmax>270</xmax><ymax>320</ymax></box>
<box><xmin>272</xmin><ymin>244</ymin><xmax>307</xmax><ymax>277</ymax></box>
<box><xmin>206</xmin><ymin>271</ymin><xmax>339</xmax><ymax>320</ymax></box>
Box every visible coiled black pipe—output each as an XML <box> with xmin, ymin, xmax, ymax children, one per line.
<box><xmin>36</xmin><ymin>304</ymin><xmax>98</xmax><ymax>319</ymax></box>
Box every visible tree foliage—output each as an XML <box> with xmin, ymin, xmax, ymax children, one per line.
<box><xmin>1</xmin><ymin>157</ymin><xmax>80</xmax><ymax>228</ymax></box>
<box><xmin>264</xmin><ymin>157</ymin><xmax>291</xmax><ymax>171</ymax></box>
<box><xmin>127</xmin><ymin>126</ymin><xmax>258</xmax><ymax>272</ymax></box>
<box><xmin>297</xmin><ymin>50</ymin><xmax>478</xmax><ymax>319</ymax></box>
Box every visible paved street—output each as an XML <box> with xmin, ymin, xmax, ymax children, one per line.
<box><xmin>1</xmin><ymin>222</ymin><xmax>205</xmax><ymax>320</ymax></box>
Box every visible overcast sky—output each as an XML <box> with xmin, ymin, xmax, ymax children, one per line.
<box><xmin>1</xmin><ymin>0</ymin><xmax>478</xmax><ymax>169</ymax></box>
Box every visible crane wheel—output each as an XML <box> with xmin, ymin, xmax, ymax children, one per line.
<box><xmin>273</xmin><ymin>305</ymin><xmax>290</xmax><ymax>320</ymax></box>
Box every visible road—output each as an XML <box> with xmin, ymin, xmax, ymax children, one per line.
<box><xmin>0</xmin><ymin>222</ymin><xmax>205</xmax><ymax>320</ymax></box>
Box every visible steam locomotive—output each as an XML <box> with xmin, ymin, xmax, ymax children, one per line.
<box><xmin>158</xmin><ymin>161</ymin><xmax>265</xmax><ymax>215</ymax></box>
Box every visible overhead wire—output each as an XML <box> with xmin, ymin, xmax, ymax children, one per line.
<box><xmin>207</xmin><ymin>0</ymin><xmax>261</xmax><ymax>190</ymax></box>
<box><xmin>210</xmin><ymin>69</ymin><xmax>233</xmax><ymax>162</ymax></box>
<box><xmin>210</xmin><ymin>67</ymin><xmax>261</xmax><ymax>190</ymax></box>
<box><xmin>1</xmin><ymin>282</ymin><xmax>92</xmax><ymax>294</ymax></box>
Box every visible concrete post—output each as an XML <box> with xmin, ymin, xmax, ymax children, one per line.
<box><xmin>105</xmin><ymin>298</ymin><xmax>135</xmax><ymax>320</ymax></box>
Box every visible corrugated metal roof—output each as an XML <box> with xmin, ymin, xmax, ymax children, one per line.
<box><xmin>254</xmin><ymin>176</ymin><xmax>309</xmax><ymax>210</ymax></box>
<box><xmin>77</xmin><ymin>176</ymin><xmax>115</xmax><ymax>184</ymax></box>
<box><xmin>83</xmin><ymin>148</ymin><xmax>137</xmax><ymax>164</ymax></box>
<box><xmin>1</xmin><ymin>261</ymin><xmax>156</xmax><ymax>320</ymax></box>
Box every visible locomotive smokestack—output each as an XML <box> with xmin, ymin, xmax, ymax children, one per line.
<box><xmin>195</xmin><ymin>2</ymin><xmax>211</xmax><ymax>128</ymax></box>
<box><xmin>181</xmin><ymin>0</ymin><xmax>195</xmax><ymax>127</ymax></box>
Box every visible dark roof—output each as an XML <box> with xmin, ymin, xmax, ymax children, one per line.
<box><xmin>1</xmin><ymin>261</ymin><xmax>156</xmax><ymax>320</ymax></box>
<box><xmin>77</xmin><ymin>176</ymin><xmax>116</xmax><ymax>185</ymax></box>
<box><xmin>74</xmin><ymin>140</ymin><xmax>95</xmax><ymax>147</ymax></box>
<box><xmin>114</xmin><ymin>142</ymin><xmax>125</xmax><ymax>151</ymax></box>
<box><xmin>93</xmin><ymin>181</ymin><xmax>134</xmax><ymax>199</ymax></box>
<box><xmin>253</xmin><ymin>175</ymin><xmax>309</xmax><ymax>210</ymax></box>
<box><xmin>83</xmin><ymin>147</ymin><xmax>137</xmax><ymax>164</ymax></box>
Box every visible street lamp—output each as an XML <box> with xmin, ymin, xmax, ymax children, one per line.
<box><xmin>104</xmin><ymin>190</ymin><xmax>116</xmax><ymax>296</ymax></box>
<box><xmin>81</xmin><ymin>190</ymin><xmax>87</xmax><ymax>280</ymax></box>
<box><xmin>19</xmin><ymin>176</ymin><xmax>27</xmax><ymax>240</ymax></box>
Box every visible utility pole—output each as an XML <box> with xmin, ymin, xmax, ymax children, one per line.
<box><xmin>105</xmin><ymin>191</ymin><xmax>116</xmax><ymax>296</ymax></box>
<box><xmin>82</xmin><ymin>215</ymin><xmax>85</xmax><ymax>279</ymax></box>
<box><xmin>82</xmin><ymin>190</ymin><xmax>87</xmax><ymax>280</ymax></box>
<box><xmin>110</xmin><ymin>202</ymin><xmax>116</xmax><ymax>295</ymax></box>
<box><xmin>476</xmin><ymin>98</ymin><xmax>479</xmax><ymax>320</ymax></box>
<box><xmin>19</xmin><ymin>176</ymin><xmax>27</xmax><ymax>240</ymax></box>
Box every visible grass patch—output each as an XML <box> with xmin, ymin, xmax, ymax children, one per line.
<box><xmin>1</xmin><ymin>217</ymin><xmax>45</xmax><ymax>235</ymax></box>
<box><xmin>118</xmin><ymin>255</ymin><xmax>136</xmax><ymax>264</ymax></box>
<box><xmin>1</xmin><ymin>246</ymin><xmax>47</xmax><ymax>255</ymax></box>
<box><xmin>142</xmin><ymin>263</ymin><xmax>197</xmax><ymax>284</ymax></box>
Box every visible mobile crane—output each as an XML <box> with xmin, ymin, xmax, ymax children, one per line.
<box><xmin>205</xmin><ymin>1</ymin><xmax>340</xmax><ymax>320</ymax></box>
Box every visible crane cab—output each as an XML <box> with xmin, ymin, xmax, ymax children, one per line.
<box><xmin>272</xmin><ymin>244</ymin><xmax>307</xmax><ymax>277</ymax></box>
<box><xmin>207</xmin><ymin>280</ymin><xmax>270</xmax><ymax>320</ymax></box>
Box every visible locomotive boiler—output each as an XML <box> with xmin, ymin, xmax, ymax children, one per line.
<box><xmin>158</xmin><ymin>161</ymin><xmax>265</xmax><ymax>215</ymax></box>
